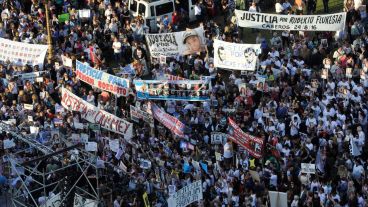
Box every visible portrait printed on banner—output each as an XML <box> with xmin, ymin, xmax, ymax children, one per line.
<box><xmin>321</xmin><ymin>69</ymin><xmax>328</xmax><ymax>79</ymax></box>
<box><xmin>217</xmin><ymin>46</ymin><xmax>226</xmax><ymax>62</ymax></box>
<box><xmin>346</xmin><ymin>67</ymin><xmax>352</xmax><ymax>78</ymax></box>
<box><xmin>239</xmin><ymin>84</ymin><xmax>247</xmax><ymax>97</ymax></box>
<box><xmin>321</xmin><ymin>39</ymin><xmax>328</xmax><ymax>48</ymax></box>
<box><xmin>182</xmin><ymin>29</ymin><xmax>206</xmax><ymax>55</ymax></box>
<box><xmin>244</xmin><ymin>47</ymin><xmax>257</xmax><ymax>68</ymax></box>
<box><xmin>256</xmin><ymin>81</ymin><xmax>264</xmax><ymax>91</ymax></box>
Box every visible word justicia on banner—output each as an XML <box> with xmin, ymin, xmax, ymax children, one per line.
<box><xmin>61</xmin><ymin>88</ymin><xmax>133</xmax><ymax>139</ymax></box>
<box><xmin>151</xmin><ymin>103</ymin><xmax>185</xmax><ymax>138</ymax></box>
<box><xmin>235</xmin><ymin>10</ymin><xmax>346</xmax><ymax>31</ymax></box>
<box><xmin>227</xmin><ymin>118</ymin><xmax>264</xmax><ymax>158</ymax></box>
<box><xmin>75</xmin><ymin>60</ymin><xmax>130</xmax><ymax>96</ymax></box>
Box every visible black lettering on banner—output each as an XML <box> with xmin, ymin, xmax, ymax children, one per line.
<box><xmin>146</xmin><ymin>34</ymin><xmax>178</xmax><ymax>46</ymax></box>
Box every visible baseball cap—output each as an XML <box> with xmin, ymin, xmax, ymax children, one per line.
<box><xmin>183</xmin><ymin>30</ymin><xmax>198</xmax><ymax>44</ymax></box>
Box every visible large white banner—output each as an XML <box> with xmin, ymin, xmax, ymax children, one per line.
<box><xmin>235</xmin><ymin>10</ymin><xmax>346</xmax><ymax>31</ymax></box>
<box><xmin>76</xmin><ymin>60</ymin><xmax>130</xmax><ymax>96</ymax></box>
<box><xmin>74</xmin><ymin>193</ymin><xmax>98</xmax><ymax>207</ymax></box>
<box><xmin>214</xmin><ymin>40</ymin><xmax>260</xmax><ymax>70</ymax></box>
<box><xmin>0</xmin><ymin>38</ymin><xmax>48</xmax><ymax>67</ymax></box>
<box><xmin>61</xmin><ymin>88</ymin><xmax>133</xmax><ymax>140</ymax></box>
<box><xmin>167</xmin><ymin>180</ymin><xmax>203</xmax><ymax>207</ymax></box>
<box><xmin>145</xmin><ymin>27</ymin><xmax>206</xmax><ymax>57</ymax></box>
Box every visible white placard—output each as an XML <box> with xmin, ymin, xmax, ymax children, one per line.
<box><xmin>115</xmin><ymin>148</ymin><xmax>124</xmax><ymax>160</ymax></box>
<box><xmin>235</xmin><ymin>10</ymin><xmax>346</xmax><ymax>31</ymax></box>
<box><xmin>139</xmin><ymin>159</ymin><xmax>152</xmax><ymax>169</ymax></box>
<box><xmin>214</xmin><ymin>39</ymin><xmax>260</xmax><ymax>70</ymax></box>
<box><xmin>80</xmin><ymin>133</ymin><xmax>88</xmax><ymax>143</ymax></box>
<box><xmin>167</xmin><ymin>180</ymin><xmax>203</xmax><ymax>207</ymax></box>
<box><xmin>61</xmin><ymin>55</ymin><xmax>73</xmax><ymax>67</ymax></box>
<box><xmin>3</xmin><ymin>139</ymin><xmax>15</xmax><ymax>149</ymax></box>
<box><xmin>24</xmin><ymin>104</ymin><xmax>34</xmax><ymax>110</ymax></box>
<box><xmin>28</xmin><ymin>116</ymin><xmax>33</xmax><ymax>122</ymax></box>
<box><xmin>85</xmin><ymin>142</ymin><xmax>98</xmax><ymax>152</ymax></box>
<box><xmin>45</xmin><ymin>193</ymin><xmax>61</xmax><ymax>207</ymax></box>
<box><xmin>78</xmin><ymin>9</ymin><xmax>91</xmax><ymax>18</ymax></box>
<box><xmin>301</xmin><ymin>163</ymin><xmax>316</xmax><ymax>174</ymax></box>
<box><xmin>109</xmin><ymin>139</ymin><xmax>119</xmax><ymax>152</ymax></box>
<box><xmin>30</xmin><ymin>126</ymin><xmax>39</xmax><ymax>134</ymax></box>
<box><xmin>211</xmin><ymin>132</ymin><xmax>227</xmax><ymax>144</ymax></box>
<box><xmin>74</xmin><ymin>122</ymin><xmax>84</xmax><ymax>129</ymax></box>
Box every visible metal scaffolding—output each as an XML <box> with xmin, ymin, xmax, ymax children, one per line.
<box><xmin>0</xmin><ymin>122</ymin><xmax>105</xmax><ymax>207</ymax></box>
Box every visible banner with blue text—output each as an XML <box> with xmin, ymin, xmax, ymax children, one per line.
<box><xmin>76</xmin><ymin>60</ymin><xmax>130</xmax><ymax>96</ymax></box>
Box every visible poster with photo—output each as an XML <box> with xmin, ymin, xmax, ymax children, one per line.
<box><xmin>321</xmin><ymin>69</ymin><xmax>328</xmax><ymax>79</ymax></box>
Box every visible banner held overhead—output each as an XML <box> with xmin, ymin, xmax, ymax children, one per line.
<box><xmin>214</xmin><ymin>39</ymin><xmax>260</xmax><ymax>70</ymax></box>
<box><xmin>235</xmin><ymin>10</ymin><xmax>346</xmax><ymax>31</ymax></box>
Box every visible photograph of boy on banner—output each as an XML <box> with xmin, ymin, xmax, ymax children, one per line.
<box><xmin>182</xmin><ymin>29</ymin><xmax>206</xmax><ymax>55</ymax></box>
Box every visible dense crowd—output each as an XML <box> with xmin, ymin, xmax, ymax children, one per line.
<box><xmin>0</xmin><ymin>0</ymin><xmax>368</xmax><ymax>207</ymax></box>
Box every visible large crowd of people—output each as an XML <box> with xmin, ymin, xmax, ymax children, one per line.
<box><xmin>0</xmin><ymin>0</ymin><xmax>368</xmax><ymax>207</ymax></box>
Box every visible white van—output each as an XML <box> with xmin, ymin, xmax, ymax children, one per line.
<box><xmin>128</xmin><ymin>0</ymin><xmax>196</xmax><ymax>32</ymax></box>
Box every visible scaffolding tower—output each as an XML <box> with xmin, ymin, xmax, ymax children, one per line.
<box><xmin>0</xmin><ymin>122</ymin><xmax>107</xmax><ymax>207</ymax></box>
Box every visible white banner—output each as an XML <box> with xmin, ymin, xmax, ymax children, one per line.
<box><xmin>235</xmin><ymin>10</ymin><xmax>346</xmax><ymax>31</ymax></box>
<box><xmin>214</xmin><ymin>40</ymin><xmax>260</xmax><ymax>70</ymax></box>
<box><xmin>146</xmin><ymin>27</ymin><xmax>206</xmax><ymax>57</ymax></box>
<box><xmin>0</xmin><ymin>38</ymin><xmax>48</xmax><ymax>67</ymax></box>
<box><xmin>74</xmin><ymin>193</ymin><xmax>98</xmax><ymax>207</ymax></box>
<box><xmin>76</xmin><ymin>60</ymin><xmax>130</xmax><ymax>96</ymax></box>
<box><xmin>168</xmin><ymin>180</ymin><xmax>203</xmax><ymax>207</ymax></box>
<box><xmin>61</xmin><ymin>88</ymin><xmax>133</xmax><ymax>139</ymax></box>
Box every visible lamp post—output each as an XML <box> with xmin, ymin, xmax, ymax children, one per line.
<box><xmin>44</xmin><ymin>0</ymin><xmax>53</xmax><ymax>62</ymax></box>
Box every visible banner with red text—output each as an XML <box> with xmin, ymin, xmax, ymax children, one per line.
<box><xmin>0</xmin><ymin>38</ymin><xmax>48</xmax><ymax>68</ymax></box>
<box><xmin>61</xmin><ymin>88</ymin><xmax>133</xmax><ymax>139</ymax></box>
<box><xmin>228</xmin><ymin>118</ymin><xmax>264</xmax><ymax>158</ymax></box>
<box><xmin>151</xmin><ymin>104</ymin><xmax>185</xmax><ymax>137</ymax></box>
<box><xmin>76</xmin><ymin>60</ymin><xmax>129</xmax><ymax>96</ymax></box>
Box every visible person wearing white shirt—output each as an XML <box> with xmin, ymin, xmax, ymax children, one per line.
<box><xmin>194</xmin><ymin>2</ymin><xmax>202</xmax><ymax>22</ymax></box>
<box><xmin>254</xmin><ymin>106</ymin><xmax>263</xmax><ymax>120</ymax></box>
<box><xmin>249</xmin><ymin>2</ymin><xmax>258</xmax><ymax>12</ymax></box>
<box><xmin>112</xmin><ymin>37</ymin><xmax>122</xmax><ymax>63</ymax></box>
<box><xmin>275</xmin><ymin>1</ymin><xmax>285</xmax><ymax>14</ymax></box>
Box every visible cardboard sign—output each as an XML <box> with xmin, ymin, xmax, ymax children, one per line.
<box><xmin>109</xmin><ymin>139</ymin><xmax>120</xmax><ymax>152</ymax></box>
<box><xmin>24</xmin><ymin>104</ymin><xmax>33</xmax><ymax>110</ymax></box>
<box><xmin>167</xmin><ymin>180</ymin><xmax>203</xmax><ymax>207</ymax></box>
<box><xmin>301</xmin><ymin>163</ymin><xmax>316</xmax><ymax>174</ymax></box>
<box><xmin>211</xmin><ymin>132</ymin><xmax>227</xmax><ymax>144</ymax></box>
<box><xmin>85</xmin><ymin>142</ymin><xmax>98</xmax><ymax>152</ymax></box>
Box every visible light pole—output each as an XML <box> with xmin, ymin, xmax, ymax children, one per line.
<box><xmin>44</xmin><ymin>0</ymin><xmax>53</xmax><ymax>62</ymax></box>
